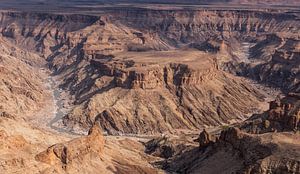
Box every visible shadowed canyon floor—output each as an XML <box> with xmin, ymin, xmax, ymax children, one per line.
<box><xmin>0</xmin><ymin>1</ymin><xmax>299</xmax><ymax>174</ymax></box>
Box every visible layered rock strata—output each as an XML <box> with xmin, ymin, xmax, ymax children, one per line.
<box><xmin>165</xmin><ymin>127</ymin><xmax>300</xmax><ymax>174</ymax></box>
<box><xmin>36</xmin><ymin>124</ymin><xmax>105</xmax><ymax>167</ymax></box>
<box><xmin>63</xmin><ymin>51</ymin><xmax>265</xmax><ymax>135</ymax></box>
<box><xmin>242</xmin><ymin>93</ymin><xmax>300</xmax><ymax>133</ymax></box>
<box><xmin>0</xmin><ymin>9</ymin><xmax>298</xmax><ymax>134</ymax></box>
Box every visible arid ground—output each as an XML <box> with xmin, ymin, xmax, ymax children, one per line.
<box><xmin>0</xmin><ymin>1</ymin><xmax>299</xmax><ymax>174</ymax></box>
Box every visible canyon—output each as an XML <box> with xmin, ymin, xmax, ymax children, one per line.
<box><xmin>0</xmin><ymin>1</ymin><xmax>299</xmax><ymax>174</ymax></box>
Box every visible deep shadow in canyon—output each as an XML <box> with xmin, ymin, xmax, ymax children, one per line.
<box><xmin>0</xmin><ymin>3</ymin><xmax>299</xmax><ymax>174</ymax></box>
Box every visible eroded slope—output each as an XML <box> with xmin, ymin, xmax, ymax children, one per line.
<box><xmin>1</xmin><ymin>9</ymin><xmax>286</xmax><ymax>134</ymax></box>
<box><xmin>0</xmin><ymin>7</ymin><xmax>299</xmax><ymax>174</ymax></box>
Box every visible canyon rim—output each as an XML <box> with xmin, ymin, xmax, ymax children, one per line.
<box><xmin>0</xmin><ymin>1</ymin><xmax>299</xmax><ymax>174</ymax></box>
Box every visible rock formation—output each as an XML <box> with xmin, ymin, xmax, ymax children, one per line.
<box><xmin>242</xmin><ymin>93</ymin><xmax>300</xmax><ymax>133</ymax></box>
<box><xmin>165</xmin><ymin>127</ymin><xmax>300</xmax><ymax>174</ymax></box>
<box><xmin>36</xmin><ymin>124</ymin><xmax>105</xmax><ymax>167</ymax></box>
<box><xmin>62</xmin><ymin>50</ymin><xmax>265</xmax><ymax>135</ymax></box>
<box><xmin>234</xmin><ymin>34</ymin><xmax>300</xmax><ymax>93</ymax></box>
<box><xmin>33</xmin><ymin>123</ymin><xmax>163</xmax><ymax>173</ymax></box>
<box><xmin>195</xmin><ymin>129</ymin><xmax>213</xmax><ymax>148</ymax></box>
<box><xmin>144</xmin><ymin>134</ymin><xmax>196</xmax><ymax>159</ymax></box>
<box><xmin>0</xmin><ymin>37</ymin><xmax>45</xmax><ymax>118</ymax></box>
<box><xmin>1</xmin><ymin>8</ymin><xmax>299</xmax><ymax>134</ymax></box>
<box><xmin>0</xmin><ymin>3</ymin><xmax>299</xmax><ymax>174</ymax></box>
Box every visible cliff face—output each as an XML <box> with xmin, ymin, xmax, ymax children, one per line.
<box><xmin>35</xmin><ymin>124</ymin><xmax>105</xmax><ymax>172</ymax></box>
<box><xmin>234</xmin><ymin>34</ymin><xmax>300</xmax><ymax>93</ymax></box>
<box><xmin>88</xmin><ymin>53</ymin><xmax>218</xmax><ymax>89</ymax></box>
<box><xmin>0</xmin><ymin>6</ymin><xmax>299</xmax><ymax>174</ymax></box>
<box><xmin>1</xmin><ymin>9</ymin><xmax>299</xmax><ymax>57</ymax></box>
<box><xmin>241</xmin><ymin>93</ymin><xmax>300</xmax><ymax>133</ymax></box>
<box><xmin>110</xmin><ymin>9</ymin><xmax>299</xmax><ymax>43</ymax></box>
<box><xmin>0</xmin><ymin>9</ymin><xmax>297</xmax><ymax>135</ymax></box>
<box><xmin>164</xmin><ymin>128</ymin><xmax>300</xmax><ymax>174</ymax></box>
<box><xmin>0</xmin><ymin>37</ymin><xmax>45</xmax><ymax>118</ymax></box>
<box><xmin>61</xmin><ymin>51</ymin><xmax>265</xmax><ymax>135</ymax></box>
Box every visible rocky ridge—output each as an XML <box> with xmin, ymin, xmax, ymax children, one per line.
<box><xmin>241</xmin><ymin>93</ymin><xmax>300</xmax><ymax>133</ymax></box>
<box><xmin>35</xmin><ymin>124</ymin><xmax>105</xmax><ymax>168</ymax></box>
<box><xmin>63</xmin><ymin>50</ymin><xmax>266</xmax><ymax>135</ymax></box>
<box><xmin>1</xmin><ymin>9</ymin><xmax>299</xmax><ymax>134</ymax></box>
<box><xmin>0</xmin><ymin>5</ymin><xmax>299</xmax><ymax>174</ymax></box>
<box><xmin>233</xmin><ymin>34</ymin><xmax>300</xmax><ymax>93</ymax></box>
<box><xmin>163</xmin><ymin>127</ymin><xmax>300</xmax><ymax>174</ymax></box>
<box><xmin>0</xmin><ymin>37</ymin><xmax>45</xmax><ymax>119</ymax></box>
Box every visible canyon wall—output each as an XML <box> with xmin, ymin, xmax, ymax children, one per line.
<box><xmin>249</xmin><ymin>35</ymin><xmax>300</xmax><ymax>92</ymax></box>
<box><xmin>0</xmin><ymin>37</ymin><xmax>45</xmax><ymax>118</ymax></box>
<box><xmin>165</xmin><ymin>127</ymin><xmax>300</xmax><ymax>174</ymax></box>
<box><xmin>0</xmin><ymin>9</ymin><xmax>298</xmax><ymax>134</ymax></box>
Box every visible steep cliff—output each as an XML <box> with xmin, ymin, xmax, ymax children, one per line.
<box><xmin>164</xmin><ymin>128</ymin><xmax>300</xmax><ymax>174</ymax></box>
<box><xmin>0</xmin><ymin>9</ymin><xmax>298</xmax><ymax>134</ymax></box>
<box><xmin>249</xmin><ymin>35</ymin><xmax>300</xmax><ymax>92</ymax></box>
<box><xmin>241</xmin><ymin>93</ymin><xmax>300</xmax><ymax>133</ymax></box>
<box><xmin>0</xmin><ymin>37</ymin><xmax>46</xmax><ymax>118</ymax></box>
<box><xmin>0</xmin><ymin>5</ymin><xmax>299</xmax><ymax>174</ymax></box>
<box><xmin>61</xmin><ymin>50</ymin><xmax>265</xmax><ymax>134</ymax></box>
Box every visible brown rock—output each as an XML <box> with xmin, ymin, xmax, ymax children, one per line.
<box><xmin>67</xmin><ymin>52</ymin><xmax>265</xmax><ymax>135</ymax></box>
<box><xmin>167</xmin><ymin>129</ymin><xmax>300</xmax><ymax>174</ymax></box>
<box><xmin>242</xmin><ymin>93</ymin><xmax>300</xmax><ymax>133</ymax></box>
<box><xmin>145</xmin><ymin>137</ymin><xmax>175</xmax><ymax>159</ymax></box>
<box><xmin>36</xmin><ymin>124</ymin><xmax>105</xmax><ymax>166</ymax></box>
<box><xmin>196</xmin><ymin>129</ymin><xmax>212</xmax><ymax>148</ymax></box>
<box><xmin>219</xmin><ymin>127</ymin><xmax>243</xmax><ymax>144</ymax></box>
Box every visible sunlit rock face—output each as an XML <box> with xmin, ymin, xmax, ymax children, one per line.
<box><xmin>1</xmin><ymin>8</ymin><xmax>299</xmax><ymax>134</ymax></box>
<box><xmin>0</xmin><ymin>2</ymin><xmax>299</xmax><ymax>174</ymax></box>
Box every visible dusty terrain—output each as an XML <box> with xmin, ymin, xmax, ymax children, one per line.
<box><xmin>0</xmin><ymin>30</ymin><xmax>163</xmax><ymax>173</ymax></box>
<box><xmin>0</xmin><ymin>1</ymin><xmax>299</xmax><ymax>174</ymax></box>
<box><xmin>63</xmin><ymin>50</ymin><xmax>267</xmax><ymax>135</ymax></box>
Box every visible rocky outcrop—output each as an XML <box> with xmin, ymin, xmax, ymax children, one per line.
<box><xmin>195</xmin><ymin>129</ymin><xmax>213</xmax><ymax>148</ymax></box>
<box><xmin>236</xmin><ymin>35</ymin><xmax>300</xmax><ymax>93</ymax></box>
<box><xmin>62</xmin><ymin>50</ymin><xmax>266</xmax><ymax>135</ymax></box>
<box><xmin>90</xmin><ymin>56</ymin><xmax>218</xmax><ymax>89</ymax></box>
<box><xmin>145</xmin><ymin>137</ymin><xmax>176</xmax><ymax>159</ymax></box>
<box><xmin>268</xmin><ymin>96</ymin><xmax>300</xmax><ymax>131</ymax></box>
<box><xmin>165</xmin><ymin>127</ymin><xmax>300</xmax><ymax>174</ymax></box>
<box><xmin>242</xmin><ymin>93</ymin><xmax>300</xmax><ymax>133</ymax></box>
<box><xmin>0</xmin><ymin>9</ymin><xmax>297</xmax><ymax>134</ymax></box>
<box><xmin>36</xmin><ymin>124</ymin><xmax>105</xmax><ymax>167</ymax></box>
<box><xmin>0</xmin><ymin>119</ymin><xmax>164</xmax><ymax>174</ymax></box>
<box><xmin>0</xmin><ymin>38</ymin><xmax>45</xmax><ymax>118</ymax></box>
